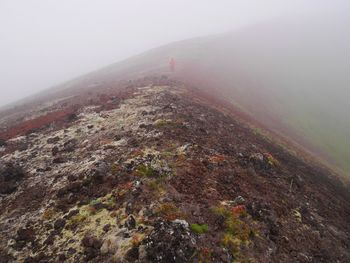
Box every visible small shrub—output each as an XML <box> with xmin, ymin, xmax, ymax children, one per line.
<box><xmin>68</xmin><ymin>213</ymin><xmax>87</xmax><ymax>227</ymax></box>
<box><xmin>111</xmin><ymin>164</ymin><xmax>119</xmax><ymax>174</ymax></box>
<box><xmin>198</xmin><ymin>247</ymin><xmax>212</xmax><ymax>263</ymax></box>
<box><xmin>147</xmin><ymin>178</ymin><xmax>165</xmax><ymax>197</ymax></box>
<box><xmin>190</xmin><ymin>224</ymin><xmax>208</xmax><ymax>234</ymax></box>
<box><xmin>208</xmin><ymin>154</ymin><xmax>226</xmax><ymax>164</ymax></box>
<box><xmin>264</xmin><ymin>153</ymin><xmax>280</xmax><ymax>167</ymax></box>
<box><xmin>222</xmin><ymin>233</ymin><xmax>240</xmax><ymax>255</ymax></box>
<box><xmin>232</xmin><ymin>205</ymin><xmax>247</xmax><ymax>216</ymax></box>
<box><xmin>89</xmin><ymin>199</ymin><xmax>100</xmax><ymax>206</ymax></box>
<box><xmin>156</xmin><ymin>203</ymin><xmax>185</xmax><ymax>221</ymax></box>
<box><xmin>211</xmin><ymin>206</ymin><xmax>231</xmax><ymax>218</ymax></box>
<box><xmin>211</xmin><ymin>205</ymin><xmax>253</xmax><ymax>257</ymax></box>
<box><xmin>136</xmin><ymin>164</ymin><xmax>157</xmax><ymax>177</ymax></box>
<box><xmin>88</xmin><ymin>199</ymin><xmax>103</xmax><ymax>213</ymax></box>
<box><xmin>117</xmin><ymin>183</ymin><xmax>132</xmax><ymax>197</ymax></box>
<box><xmin>131</xmin><ymin>234</ymin><xmax>143</xmax><ymax>246</ymax></box>
<box><xmin>104</xmin><ymin>196</ymin><xmax>116</xmax><ymax>210</ymax></box>
<box><xmin>155</xmin><ymin>119</ymin><xmax>172</xmax><ymax>128</ymax></box>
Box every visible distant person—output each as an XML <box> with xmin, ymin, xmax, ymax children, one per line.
<box><xmin>169</xmin><ymin>57</ymin><xmax>176</xmax><ymax>72</ymax></box>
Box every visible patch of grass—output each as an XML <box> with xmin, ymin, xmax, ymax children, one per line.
<box><xmin>87</xmin><ymin>194</ymin><xmax>117</xmax><ymax>214</ymax></box>
<box><xmin>211</xmin><ymin>206</ymin><xmax>231</xmax><ymax>218</ymax></box>
<box><xmin>162</xmin><ymin>151</ymin><xmax>174</xmax><ymax>158</ymax></box>
<box><xmin>104</xmin><ymin>195</ymin><xmax>117</xmax><ymax>210</ymax></box>
<box><xmin>116</xmin><ymin>182</ymin><xmax>133</xmax><ymax>198</ymax></box>
<box><xmin>222</xmin><ymin>233</ymin><xmax>241</xmax><ymax>255</ymax></box>
<box><xmin>155</xmin><ymin>119</ymin><xmax>173</xmax><ymax>128</ymax></box>
<box><xmin>156</xmin><ymin>203</ymin><xmax>186</xmax><ymax>221</ymax></box>
<box><xmin>89</xmin><ymin>199</ymin><xmax>100</xmax><ymax>206</ymax></box>
<box><xmin>111</xmin><ymin>164</ymin><xmax>119</xmax><ymax>174</ymax></box>
<box><xmin>87</xmin><ymin>199</ymin><xmax>102</xmax><ymax>214</ymax></box>
<box><xmin>155</xmin><ymin>119</ymin><xmax>185</xmax><ymax>129</ymax></box>
<box><xmin>136</xmin><ymin>164</ymin><xmax>158</xmax><ymax>177</ymax></box>
<box><xmin>164</xmin><ymin>142</ymin><xmax>178</xmax><ymax>155</ymax></box>
<box><xmin>147</xmin><ymin>178</ymin><xmax>165</xmax><ymax>197</ymax></box>
<box><xmin>264</xmin><ymin>153</ymin><xmax>280</xmax><ymax>167</ymax></box>
<box><xmin>211</xmin><ymin>205</ymin><xmax>254</xmax><ymax>259</ymax></box>
<box><xmin>67</xmin><ymin>213</ymin><xmax>88</xmax><ymax>227</ymax></box>
<box><xmin>190</xmin><ymin>224</ymin><xmax>208</xmax><ymax>234</ymax></box>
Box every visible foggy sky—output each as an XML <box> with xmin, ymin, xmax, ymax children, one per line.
<box><xmin>0</xmin><ymin>0</ymin><xmax>347</xmax><ymax>107</ymax></box>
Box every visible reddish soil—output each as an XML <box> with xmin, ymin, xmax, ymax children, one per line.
<box><xmin>0</xmin><ymin>109</ymin><xmax>76</xmax><ymax>141</ymax></box>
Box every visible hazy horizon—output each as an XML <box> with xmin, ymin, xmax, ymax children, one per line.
<box><xmin>1</xmin><ymin>0</ymin><xmax>347</xmax><ymax>107</ymax></box>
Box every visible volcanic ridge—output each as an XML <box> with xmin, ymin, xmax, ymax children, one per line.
<box><xmin>0</xmin><ymin>77</ymin><xmax>349</xmax><ymax>263</ymax></box>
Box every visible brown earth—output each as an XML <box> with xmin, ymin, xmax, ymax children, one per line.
<box><xmin>0</xmin><ymin>76</ymin><xmax>349</xmax><ymax>263</ymax></box>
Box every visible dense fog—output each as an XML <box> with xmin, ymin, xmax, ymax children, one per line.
<box><xmin>0</xmin><ymin>0</ymin><xmax>347</xmax><ymax>107</ymax></box>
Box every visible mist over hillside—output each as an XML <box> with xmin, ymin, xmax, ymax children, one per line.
<box><xmin>33</xmin><ymin>14</ymin><xmax>349</xmax><ymax>176</ymax></box>
<box><xmin>176</xmin><ymin>15</ymin><xmax>350</xmax><ymax>175</ymax></box>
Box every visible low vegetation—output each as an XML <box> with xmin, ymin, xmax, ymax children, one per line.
<box><xmin>136</xmin><ymin>164</ymin><xmax>158</xmax><ymax>177</ymax></box>
<box><xmin>212</xmin><ymin>206</ymin><xmax>254</xmax><ymax>259</ymax></box>
<box><xmin>190</xmin><ymin>223</ymin><xmax>209</xmax><ymax>234</ymax></box>
<box><xmin>156</xmin><ymin>202</ymin><xmax>186</xmax><ymax>221</ymax></box>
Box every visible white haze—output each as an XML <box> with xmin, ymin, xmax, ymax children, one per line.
<box><xmin>0</xmin><ymin>0</ymin><xmax>346</xmax><ymax>107</ymax></box>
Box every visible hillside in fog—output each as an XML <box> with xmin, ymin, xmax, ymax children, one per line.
<box><xmin>1</xmin><ymin>10</ymin><xmax>350</xmax><ymax>262</ymax></box>
<box><xmin>26</xmin><ymin>15</ymin><xmax>349</xmax><ymax>176</ymax></box>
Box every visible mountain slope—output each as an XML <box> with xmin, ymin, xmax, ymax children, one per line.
<box><xmin>24</xmin><ymin>16</ymin><xmax>348</xmax><ymax>176</ymax></box>
<box><xmin>0</xmin><ymin>79</ymin><xmax>349</xmax><ymax>262</ymax></box>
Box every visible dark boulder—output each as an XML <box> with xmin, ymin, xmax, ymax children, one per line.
<box><xmin>0</xmin><ymin>161</ymin><xmax>25</xmax><ymax>194</ymax></box>
<box><xmin>16</xmin><ymin>227</ymin><xmax>35</xmax><ymax>243</ymax></box>
<box><xmin>63</xmin><ymin>139</ymin><xmax>78</xmax><ymax>152</ymax></box>
<box><xmin>125</xmin><ymin>215</ymin><xmax>136</xmax><ymax>230</ymax></box>
<box><xmin>47</xmin><ymin>136</ymin><xmax>60</xmax><ymax>144</ymax></box>
<box><xmin>142</xmin><ymin>219</ymin><xmax>196</xmax><ymax>263</ymax></box>
<box><xmin>0</xmin><ymin>138</ymin><xmax>7</xmax><ymax>147</ymax></box>
<box><xmin>81</xmin><ymin>234</ymin><xmax>102</xmax><ymax>261</ymax></box>
<box><xmin>52</xmin><ymin>157</ymin><xmax>66</xmax><ymax>164</ymax></box>
<box><xmin>51</xmin><ymin>146</ymin><xmax>59</xmax><ymax>156</ymax></box>
<box><xmin>65</xmin><ymin>113</ymin><xmax>77</xmax><ymax>122</ymax></box>
<box><xmin>54</xmin><ymin>218</ymin><xmax>66</xmax><ymax>231</ymax></box>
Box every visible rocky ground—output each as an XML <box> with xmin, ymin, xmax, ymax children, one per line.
<box><xmin>0</xmin><ymin>79</ymin><xmax>349</xmax><ymax>262</ymax></box>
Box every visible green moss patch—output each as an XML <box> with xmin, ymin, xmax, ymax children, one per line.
<box><xmin>136</xmin><ymin>164</ymin><xmax>158</xmax><ymax>177</ymax></box>
<box><xmin>190</xmin><ymin>224</ymin><xmax>208</xmax><ymax>234</ymax></box>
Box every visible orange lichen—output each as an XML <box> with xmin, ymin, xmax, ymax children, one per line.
<box><xmin>208</xmin><ymin>154</ymin><xmax>226</xmax><ymax>164</ymax></box>
<box><xmin>232</xmin><ymin>205</ymin><xmax>246</xmax><ymax>216</ymax></box>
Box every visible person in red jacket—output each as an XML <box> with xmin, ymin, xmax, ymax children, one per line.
<box><xmin>169</xmin><ymin>57</ymin><xmax>176</xmax><ymax>72</ymax></box>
